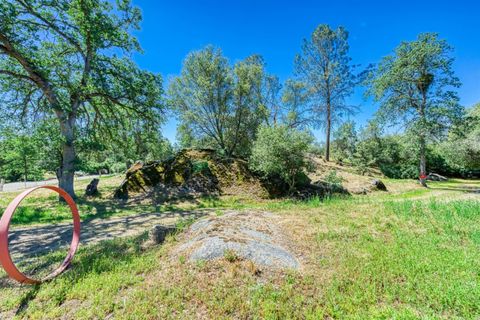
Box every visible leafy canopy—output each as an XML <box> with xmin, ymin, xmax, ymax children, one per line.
<box><xmin>368</xmin><ymin>33</ymin><xmax>462</xmax><ymax>138</ymax></box>
<box><xmin>0</xmin><ymin>0</ymin><xmax>163</xmax><ymax>138</ymax></box>
<box><xmin>169</xmin><ymin>46</ymin><xmax>265</xmax><ymax>157</ymax></box>
<box><xmin>249</xmin><ymin>125</ymin><xmax>313</xmax><ymax>191</ymax></box>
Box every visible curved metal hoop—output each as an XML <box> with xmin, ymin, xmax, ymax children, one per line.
<box><xmin>0</xmin><ymin>186</ymin><xmax>81</xmax><ymax>284</ymax></box>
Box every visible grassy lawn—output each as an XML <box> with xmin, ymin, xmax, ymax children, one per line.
<box><xmin>0</xmin><ymin>175</ymin><xmax>215</xmax><ymax>227</ymax></box>
<box><xmin>0</xmin><ymin>179</ymin><xmax>479</xmax><ymax>319</ymax></box>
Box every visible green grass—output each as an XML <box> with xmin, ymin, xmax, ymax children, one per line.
<box><xmin>1</xmin><ymin>179</ymin><xmax>479</xmax><ymax>319</ymax></box>
<box><xmin>321</xmin><ymin>199</ymin><xmax>480</xmax><ymax>318</ymax></box>
<box><xmin>2</xmin><ymin>175</ymin><xmax>477</xmax><ymax>227</ymax></box>
<box><xmin>0</xmin><ymin>176</ymin><xmax>216</xmax><ymax>226</ymax></box>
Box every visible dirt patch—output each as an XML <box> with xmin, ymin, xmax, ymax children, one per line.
<box><xmin>308</xmin><ymin>156</ymin><xmax>385</xmax><ymax>194</ymax></box>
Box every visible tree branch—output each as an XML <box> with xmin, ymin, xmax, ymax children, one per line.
<box><xmin>16</xmin><ymin>0</ymin><xmax>86</xmax><ymax>59</ymax></box>
<box><xmin>0</xmin><ymin>69</ymin><xmax>35</xmax><ymax>83</ymax></box>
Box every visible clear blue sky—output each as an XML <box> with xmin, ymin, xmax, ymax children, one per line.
<box><xmin>131</xmin><ymin>0</ymin><xmax>480</xmax><ymax>143</ymax></box>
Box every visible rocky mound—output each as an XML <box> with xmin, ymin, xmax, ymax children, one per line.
<box><xmin>308</xmin><ymin>155</ymin><xmax>387</xmax><ymax>194</ymax></box>
<box><xmin>114</xmin><ymin>148</ymin><xmax>352</xmax><ymax>201</ymax></box>
<box><xmin>114</xmin><ymin>149</ymin><xmax>268</xmax><ymax>200</ymax></box>
<box><xmin>173</xmin><ymin>211</ymin><xmax>300</xmax><ymax>270</ymax></box>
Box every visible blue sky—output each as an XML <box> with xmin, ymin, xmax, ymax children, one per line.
<box><xmin>131</xmin><ymin>0</ymin><xmax>480</xmax><ymax>143</ymax></box>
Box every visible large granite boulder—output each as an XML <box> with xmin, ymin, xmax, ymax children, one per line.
<box><xmin>174</xmin><ymin>211</ymin><xmax>300</xmax><ymax>270</ymax></box>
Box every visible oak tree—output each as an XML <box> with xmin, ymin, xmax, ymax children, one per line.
<box><xmin>0</xmin><ymin>0</ymin><xmax>163</xmax><ymax>197</ymax></box>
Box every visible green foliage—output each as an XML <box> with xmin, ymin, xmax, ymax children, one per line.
<box><xmin>328</xmin><ymin>117</ymin><xmax>478</xmax><ymax>178</ymax></box>
<box><xmin>0</xmin><ymin>116</ymin><xmax>173</xmax><ymax>181</ymax></box>
<box><xmin>0</xmin><ymin>127</ymin><xmax>43</xmax><ymax>181</ymax></box>
<box><xmin>368</xmin><ymin>33</ymin><xmax>462</xmax><ymax>132</ymax></box>
<box><xmin>367</xmin><ymin>33</ymin><xmax>463</xmax><ymax>179</ymax></box>
<box><xmin>332</xmin><ymin>121</ymin><xmax>358</xmax><ymax>162</ymax></box>
<box><xmin>324</xmin><ymin>170</ymin><xmax>344</xmax><ymax>187</ymax></box>
<box><xmin>438</xmin><ymin>103</ymin><xmax>480</xmax><ymax>176</ymax></box>
<box><xmin>249</xmin><ymin>125</ymin><xmax>313</xmax><ymax>191</ymax></box>
<box><xmin>192</xmin><ymin>160</ymin><xmax>210</xmax><ymax>175</ymax></box>
<box><xmin>295</xmin><ymin>24</ymin><xmax>358</xmax><ymax>160</ymax></box>
<box><xmin>0</xmin><ymin>0</ymin><xmax>164</xmax><ymax>195</ymax></box>
<box><xmin>169</xmin><ymin>46</ymin><xmax>265</xmax><ymax>157</ymax></box>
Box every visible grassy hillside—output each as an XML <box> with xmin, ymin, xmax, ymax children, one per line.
<box><xmin>1</xmin><ymin>179</ymin><xmax>479</xmax><ymax>319</ymax></box>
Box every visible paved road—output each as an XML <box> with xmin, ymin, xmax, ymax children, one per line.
<box><xmin>0</xmin><ymin>175</ymin><xmax>99</xmax><ymax>193</ymax></box>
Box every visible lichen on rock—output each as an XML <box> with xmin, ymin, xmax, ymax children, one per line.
<box><xmin>114</xmin><ymin>149</ymin><xmax>266</xmax><ymax>200</ymax></box>
<box><xmin>173</xmin><ymin>211</ymin><xmax>300</xmax><ymax>270</ymax></box>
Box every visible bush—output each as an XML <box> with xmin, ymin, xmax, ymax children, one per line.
<box><xmin>324</xmin><ymin>170</ymin><xmax>343</xmax><ymax>187</ymax></box>
<box><xmin>249</xmin><ymin>125</ymin><xmax>313</xmax><ymax>192</ymax></box>
<box><xmin>192</xmin><ymin>160</ymin><xmax>210</xmax><ymax>175</ymax></box>
<box><xmin>110</xmin><ymin>162</ymin><xmax>127</xmax><ymax>174</ymax></box>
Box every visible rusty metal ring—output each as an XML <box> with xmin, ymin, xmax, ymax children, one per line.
<box><xmin>0</xmin><ymin>186</ymin><xmax>81</xmax><ymax>284</ymax></box>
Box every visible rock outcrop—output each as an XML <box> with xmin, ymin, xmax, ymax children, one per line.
<box><xmin>371</xmin><ymin>179</ymin><xmax>387</xmax><ymax>191</ymax></box>
<box><xmin>174</xmin><ymin>211</ymin><xmax>300</xmax><ymax>270</ymax></box>
<box><xmin>114</xmin><ymin>148</ymin><xmax>351</xmax><ymax>201</ymax></box>
<box><xmin>114</xmin><ymin>149</ymin><xmax>267</xmax><ymax>199</ymax></box>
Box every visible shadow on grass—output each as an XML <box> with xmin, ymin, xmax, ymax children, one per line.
<box><xmin>78</xmin><ymin>193</ymin><xmax>212</xmax><ymax>224</ymax></box>
<box><xmin>429</xmin><ymin>185</ymin><xmax>480</xmax><ymax>193</ymax></box>
<box><xmin>3</xmin><ymin>190</ymin><xmax>216</xmax><ymax>227</ymax></box>
<box><xmin>14</xmin><ymin>284</ymin><xmax>41</xmax><ymax>316</ymax></box>
<box><xmin>2</xmin><ymin>232</ymin><xmax>158</xmax><ymax>315</ymax></box>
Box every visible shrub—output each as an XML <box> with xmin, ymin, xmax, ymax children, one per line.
<box><xmin>249</xmin><ymin>125</ymin><xmax>313</xmax><ymax>192</ymax></box>
<box><xmin>324</xmin><ymin>170</ymin><xmax>343</xmax><ymax>187</ymax></box>
<box><xmin>111</xmin><ymin>162</ymin><xmax>127</xmax><ymax>174</ymax></box>
<box><xmin>192</xmin><ymin>160</ymin><xmax>210</xmax><ymax>175</ymax></box>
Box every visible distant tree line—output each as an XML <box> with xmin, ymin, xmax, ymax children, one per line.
<box><xmin>0</xmin><ymin>0</ymin><xmax>477</xmax><ymax>195</ymax></box>
<box><xmin>331</xmin><ymin>102</ymin><xmax>480</xmax><ymax>179</ymax></box>
<box><xmin>171</xmin><ymin>27</ymin><xmax>471</xmax><ymax>187</ymax></box>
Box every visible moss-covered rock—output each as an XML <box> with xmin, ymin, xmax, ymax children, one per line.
<box><xmin>114</xmin><ymin>149</ymin><xmax>266</xmax><ymax>199</ymax></box>
<box><xmin>114</xmin><ymin>148</ymin><xmax>348</xmax><ymax>201</ymax></box>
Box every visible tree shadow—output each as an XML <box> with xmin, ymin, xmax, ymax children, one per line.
<box><xmin>2</xmin><ymin>232</ymin><xmax>167</xmax><ymax>316</ymax></box>
<box><xmin>14</xmin><ymin>284</ymin><xmax>41</xmax><ymax>316</ymax></box>
<box><xmin>7</xmin><ymin>207</ymin><xmax>207</xmax><ymax>262</ymax></box>
<box><xmin>428</xmin><ymin>185</ymin><xmax>480</xmax><ymax>193</ymax></box>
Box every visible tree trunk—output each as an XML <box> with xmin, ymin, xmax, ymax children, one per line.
<box><xmin>419</xmin><ymin>134</ymin><xmax>428</xmax><ymax>187</ymax></box>
<box><xmin>325</xmin><ymin>102</ymin><xmax>331</xmax><ymax>162</ymax></box>
<box><xmin>57</xmin><ymin>114</ymin><xmax>77</xmax><ymax>198</ymax></box>
<box><xmin>23</xmin><ymin>156</ymin><xmax>28</xmax><ymax>188</ymax></box>
<box><xmin>418</xmin><ymin>92</ymin><xmax>428</xmax><ymax>188</ymax></box>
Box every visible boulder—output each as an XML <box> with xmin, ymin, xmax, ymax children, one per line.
<box><xmin>149</xmin><ymin>225</ymin><xmax>176</xmax><ymax>244</ymax></box>
<box><xmin>85</xmin><ymin>178</ymin><xmax>100</xmax><ymax>196</ymax></box>
<box><xmin>371</xmin><ymin>179</ymin><xmax>387</xmax><ymax>191</ymax></box>
<box><xmin>114</xmin><ymin>149</ymin><xmax>354</xmax><ymax>201</ymax></box>
<box><xmin>306</xmin><ymin>180</ymin><xmax>350</xmax><ymax>198</ymax></box>
<box><xmin>114</xmin><ymin>149</ymin><xmax>265</xmax><ymax>200</ymax></box>
<box><xmin>174</xmin><ymin>211</ymin><xmax>299</xmax><ymax>270</ymax></box>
